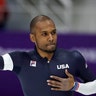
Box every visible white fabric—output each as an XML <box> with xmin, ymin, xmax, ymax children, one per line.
<box><xmin>2</xmin><ymin>54</ymin><xmax>13</xmax><ymax>71</ymax></box>
<box><xmin>76</xmin><ymin>80</ymin><xmax>96</xmax><ymax>95</ymax></box>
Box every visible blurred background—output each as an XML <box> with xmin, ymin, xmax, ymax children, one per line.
<box><xmin>0</xmin><ymin>0</ymin><xmax>96</xmax><ymax>96</ymax></box>
<box><xmin>1</xmin><ymin>0</ymin><xmax>96</xmax><ymax>33</ymax></box>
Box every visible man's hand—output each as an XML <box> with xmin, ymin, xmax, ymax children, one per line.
<box><xmin>47</xmin><ymin>69</ymin><xmax>74</xmax><ymax>91</ymax></box>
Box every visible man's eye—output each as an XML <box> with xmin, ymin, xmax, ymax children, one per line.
<box><xmin>51</xmin><ymin>31</ymin><xmax>56</xmax><ymax>35</ymax></box>
<box><xmin>42</xmin><ymin>33</ymin><xmax>48</xmax><ymax>36</ymax></box>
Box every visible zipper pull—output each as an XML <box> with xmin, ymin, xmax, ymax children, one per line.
<box><xmin>47</xmin><ymin>60</ymin><xmax>50</xmax><ymax>63</ymax></box>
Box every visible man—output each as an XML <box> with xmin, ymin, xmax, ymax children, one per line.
<box><xmin>0</xmin><ymin>15</ymin><xmax>96</xmax><ymax>96</ymax></box>
<box><xmin>49</xmin><ymin>69</ymin><xmax>96</xmax><ymax>95</ymax></box>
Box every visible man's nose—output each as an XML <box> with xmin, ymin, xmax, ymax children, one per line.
<box><xmin>48</xmin><ymin>34</ymin><xmax>53</xmax><ymax>41</ymax></box>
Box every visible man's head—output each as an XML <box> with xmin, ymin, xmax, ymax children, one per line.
<box><xmin>30</xmin><ymin>15</ymin><xmax>57</xmax><ymax>54</ymax></box>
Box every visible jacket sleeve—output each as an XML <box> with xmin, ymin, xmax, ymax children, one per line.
<box><xmin>73</xmin><ymin>50</ymin><xmax>96</xmax><ymax>82</ymax></box>
<box><xmin>0</xmin><ymin>56</ymin><xmax>4</xmax><ymax>69</ymax></box>
<box><xmin>0</xmin><ymin>53</ymin><xmax>13</xmax><ymax>71</ymax></box>
<box><xmin>0</xmin><ymin>51</ymin><xmax>23</xmax><ymax>74</ymax></box>
<box><xmin>74</xmin><ymin>80</ymin><xmax>96</xmax><ymax>95</ymax></box>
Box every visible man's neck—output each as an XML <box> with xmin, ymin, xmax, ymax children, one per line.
<box><xmin>37</xmin><ymin>49</ymin><xmax>54</xmax><ymax>61</ymax></box>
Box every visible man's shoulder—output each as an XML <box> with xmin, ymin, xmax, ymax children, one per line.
<box><xmin>8</xmin><ymin>50</ymin><xmax>35</xmax><ymax>58</ymax></box>
<box><xmin>57</xmin><ymin>48</ymin><xmax>83</xmax><ymax>58</ymax></box>
<box><xmin>9</xmin><ymin>50</ymin><xmax>28</xmax><ymax>55</ymax></box>
<box><xmin>56</xmin><ymin>48</ymin><xmax>85</xmax><ymax>64</ymax></box>
<box><xmin>56</xmin><ymin>48</ymin><xmax>76</xmax><ymax>54</ymax></box>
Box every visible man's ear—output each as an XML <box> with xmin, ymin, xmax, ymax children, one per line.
<box><xmin>30</xmin><ymin>33</ymin><xmax>36</xmax><ymax>43</ymax></box>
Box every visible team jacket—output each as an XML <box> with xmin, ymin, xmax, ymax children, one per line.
<box><xmin>0</xmin><ymin>48</ymin><xmax>96</xmax><ymax>96</ymax></box>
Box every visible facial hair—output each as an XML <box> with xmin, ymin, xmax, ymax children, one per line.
<box><xmin>36</xmin><ymin>42</ymin><xmax>57</xmax><ymax>53</ymax></box>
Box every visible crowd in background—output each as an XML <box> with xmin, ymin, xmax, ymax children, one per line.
<box><xmin>0</xmin><ymin>0</ymin><xmax>9</xmax><ymax>30</ymax></box>
<box><xmin>1</xmin><ymin>0</ymin><xmax>96</xmax><ymax>34</ymax></box>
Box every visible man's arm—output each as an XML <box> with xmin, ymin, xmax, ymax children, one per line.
<box><xmin>47</xmin><ymin>69</ymin><xmax>96</xmax><ymax>95</ymax></box>
<box><xmin>0</xmin><ymin>54</ymin><xmax>13</xmax><ymax>71</ymax></box>
<box><xmin>73</xmin><ymin>80</ymin><xmax>96</xmax><ymax>95</ymax></box>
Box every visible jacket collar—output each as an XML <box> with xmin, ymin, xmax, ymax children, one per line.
<box><xmin>29</xmin><ymin>46</ymin><xmax>58</xmax><ymax>60</ymax></box>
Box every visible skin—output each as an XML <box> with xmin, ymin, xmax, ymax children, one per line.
<box><xmin>47</xmin><ymin>69</ymin><xmax>74</xmax><ymax>91</ymax></box>
<box><xmin>30</xmin><ymin>19</ymin><xmax>57</xmax><ymax>60</ymax></box>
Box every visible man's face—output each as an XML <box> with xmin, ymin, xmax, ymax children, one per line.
<box><xmin>30</xmin><ymin>20</ymin><xmax>57</xmax><ymax>53</ymax></box>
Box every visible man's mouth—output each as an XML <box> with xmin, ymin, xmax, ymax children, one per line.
<box><xmin>47</xmin><ymin>43</ymin><xmax>56</xmax><ymax>46</ymax></box>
